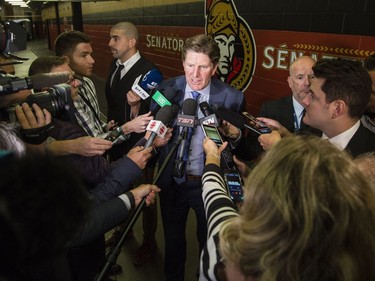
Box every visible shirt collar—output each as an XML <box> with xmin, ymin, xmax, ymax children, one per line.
<box><xmin>116</xmin><ymin>51</ymin><xmax>141</xmax><ymax>73</ymax></box>
<box><xmin>322</xmin><ymin>120</ymin><xmax>360</xmax><ymax>150</ymax></box>
<box><xmin>185</xmin><ymin>81</ymin><xmax>211</xmax><ymax>100</ymax></box>
<box><xmin>292</xmin><ymin>96</ymin><xmax>305</xmax><ymax>118</ymax></box>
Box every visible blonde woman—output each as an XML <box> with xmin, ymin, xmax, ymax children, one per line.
<box><xmin>200</xmin><ymin>135</ymin><xmax>375</xmax><ymax>281</ymax></box>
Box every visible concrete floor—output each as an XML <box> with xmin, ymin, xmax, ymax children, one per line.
<box><xmin>9</xmin><ymin>39</ymin><xmax>200</xmax><ymax>281</ymax></box>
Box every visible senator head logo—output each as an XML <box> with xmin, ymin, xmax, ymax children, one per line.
<box><xmin>206</xmin><ymin>0</ymin><xmax>256</xmax><ymax>92</ymax></box>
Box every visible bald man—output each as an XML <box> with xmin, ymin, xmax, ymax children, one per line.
<box><xmin>259</xmin><ymin>56</ymin><xmax>317</xmax><ymax>133</ymax></box>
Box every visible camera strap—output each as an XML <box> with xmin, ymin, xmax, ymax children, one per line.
<box><xmin>19</xmin><ymin>122</ymin><xmax>55</xmax><ymax>144</ymax></box>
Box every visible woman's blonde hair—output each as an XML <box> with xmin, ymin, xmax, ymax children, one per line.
<box><xmin>220</xmin><ymin>135</ymin><xmax>375</xmax><ymax>281</ymax></box>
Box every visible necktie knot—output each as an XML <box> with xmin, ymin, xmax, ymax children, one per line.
<box><xmin>191</xmin><ymin>91</ymin><xmax>200</xmax><ymax>101</ymax></box>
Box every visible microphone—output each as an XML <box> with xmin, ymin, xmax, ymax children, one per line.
<box><xmin>200</xmin><ymin>103</ymin><xmax>235</xmax><ymax>169</ymax></box>
<box><xmin>199</xmin><ymin>101</ymin><xmax>221</xmax><ymax>126</ymax></box>
<box><xmin>131</xmin><ymin>68</ymin><xmax>163</xmax><ymax>100</ymax></box>
<box><xmin>151</xmin><ymin>86</ymin><xmax>178</xmax><ymax>115</ymax></box>
<box><xmin>174</xmin><ymin>98</ymin><xmax>198</xmax><ymax>178</ymax></box>
<box><xmin>144</xmin><ymin>104</ymin><xmax>179</xmax><ymax>149</ymax></box>
<box><xmin>176</xmin><ymin>99</ymin><xmax>197</xmax><ymax>129</ymax></box>
<box><xmin>0</xmin><ymin>72</ymin><xmax>71</xmax><ymax>95</ymax></box>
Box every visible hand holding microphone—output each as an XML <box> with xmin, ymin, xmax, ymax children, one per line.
<box><xmin>121</xmin><ymin>111</ymin><xmax>154</xmax><ymax>134</ymax></box>
<box><xmin>126</xmin><ymin>145</ymin><xmax>154</xmax><ymax>169</ymax></box>
<box><xmin>127</xmin><ymin>90</ymin><xmax>141</xmax><ymax>106</ymax></box>
<box><xmin>144</xmin><ymin>104</ymin><xmax>180</xmax><ymax>149</ymax></box>
<box><xmin>131</xmin><ymin>68</ymin><xmax>163</xmax><ymax>100</ymax></box>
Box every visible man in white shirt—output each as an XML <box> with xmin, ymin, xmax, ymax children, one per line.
<box><xmin>258</xmin><ymin>58</ymin><xmax>375</xmax><ymax>157</ymax></box>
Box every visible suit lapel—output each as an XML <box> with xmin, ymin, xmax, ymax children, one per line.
<box><xmin>209</xmin><ymin>79</ymin><xmax>227</xmax><ymax>107</ymax></box>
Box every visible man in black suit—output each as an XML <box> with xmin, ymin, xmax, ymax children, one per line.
<box><xmin>238</xmin><ymin>56</ymin><xmax>318</xmax><ymax>161</ymax></box>
<box><xmin>105</xmin><ymin>21</ymin><xmax>160</xmax><ymax>266</ymax></box>
<box><xmin>301</xmin><ymin>58</ymin><xmax>375</xmax><ymax>157</ymax></box>
<box><xmin>259</xmin><ymin>58</ymin><xmax>375</xmax><ymax>157</ymax></box>
<box><xmin>259</xmin><ymin>56</ymin><xmax>316</xmax><ymax>133</ymax></box>
<box><xmin>106</xmin><ymin>21</ymin><xmax>158</xmax><ymax>161</ymax></box>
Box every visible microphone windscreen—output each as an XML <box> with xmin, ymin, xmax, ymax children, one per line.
<box><xmin>199</xmin><ymin>101</ymin><xmax>214</xmax><ymax>116</ymax></box>
<box><xmin>31</xmin><ymin>72</ymin><xmax>71</xmax><ymax>90</ymax></box>
<box><xmin>171</xmin><ymin>103</ymin><xmax>181</xmax><ymax>116</ymax></box>
<box><xmin>182</xmin><ymin>98</ymin><xmax>197</xmax><ymax>115</ymax></box>
<box><xmin>214</xmin><ymin>107</ymin><xmax>246</xmax><ymax>129</ymax></box>
<box><xmin>155</xmin><ymin>105</ymin><xmax>176</xmax><ymax>125</ymax></box>
<box><xmin>140</xmin><ymin>68</ymin><xmax>163</xmax><ymax>90</ymax></box>
<box><xmin>163</xmin><ymin>86</ymin><xmax>178</xmax><ymax>101</ymax></box>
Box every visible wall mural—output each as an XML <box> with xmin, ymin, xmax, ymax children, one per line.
<box><xmin>205</xmin><ymin>0</ymin><xmax>256</xmax><ymax>92</ymax></box>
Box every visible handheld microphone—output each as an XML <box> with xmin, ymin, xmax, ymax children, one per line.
<box><xmin>151</xmin><ymin>86</ymin><xmax>178</xmax><ymax>115</ymax></box>
<box><xmin>174</xmin><ymin>98</ymin><xmax>198</xmax><ymax>178</ymax></box>
<box><xmin>176</xmin><ymin>98</ymin><xmax>197</xmax><ymax>129</ymax></box>
<box><xmin>199</xmin><ymin>101</ymin><xmax>221</xmax><ymax>126</ymax></box>
<box><xmin>144</xmin><ymin>105</ymin><xmax>179</xmax><ymax>149</ymax></box>
<box><xmin>131</xmin><ymin>68</ymin><xmax>163</xmax><ymax>100</ymax></box>
<box><xmin>0</xmin><ymin>72</ymin><xmax>72</xmax><ymax>94</ymax></box>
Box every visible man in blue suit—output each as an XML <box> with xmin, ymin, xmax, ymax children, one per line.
<box><xmin>151</xmin><ymin>34</ymin><xmax>244</xmax><ymax>280</ymax></box>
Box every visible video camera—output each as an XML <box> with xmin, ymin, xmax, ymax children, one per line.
<box><xmin>0</xmin><ymin>72</ymin><xmax>75</xmax><ymax>120</ymax></box>
<box><xmin>24</xmin><ymin>84</ymin><xmax>73</xmax><ymax>120</ymax></box>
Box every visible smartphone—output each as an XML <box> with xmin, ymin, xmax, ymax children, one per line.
<box><xmin>201</xmin><ymin>124</ymin><xmax>224</xmax><ymax>146</ymax></box>
<box><xmin>224</xmin><ymin>171</ymin><xmax>244</xmax><ymax>204</ymax></box>
<box><xmin>242</xmin><ymin>112</ymin><xmax>272</xmax><ymax>134</ymax></box>
<box><xmin>104</xmin><ymin>127</ymin><xmax>123</xmax><ymax>143</ymax></box>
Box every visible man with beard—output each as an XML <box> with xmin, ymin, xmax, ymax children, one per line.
<box><xmin>105</xmin><ymin>21</ymin><xmax>161</xmax><ymax>267</ymax></box>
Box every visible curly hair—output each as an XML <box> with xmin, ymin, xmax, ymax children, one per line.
<box><xmin>220</xmin><ymin>135</ymin><xmax>375</xmax><ymax>281</ymax></box>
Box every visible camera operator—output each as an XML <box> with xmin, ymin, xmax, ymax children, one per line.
<box><xmin>0</xmin><ymin>127</ymin><xmax>160</xmax><ymax>281</ymax></box>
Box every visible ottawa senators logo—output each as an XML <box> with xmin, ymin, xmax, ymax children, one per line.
<box><xmin>205</xmin><ymin>0</ymin><xmax>256</xmax><ymax>91</ymax></box>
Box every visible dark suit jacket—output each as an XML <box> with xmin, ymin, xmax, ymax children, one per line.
<box><xmin>50</xmin><ymin>119</ymin><xmax>142</xmax><ymax>199</ymax></box>
<box><xmin>69</xmin><ymin>197</ymin><xmax>129</xmax><ymax>247</ymax></box>
<box><xmin>151</xmin><ymin>76</ymin><xmax>245</xmax><ymax>192</ymax></box>
<box><xmin>105</xmin><ymin>56</ymin><xmax>158</xmax><ymax>160</ymax></box>
<box><xmin>259</xmin><ymin>95</ymin><xmax>296</xmax><ymax>132</ymax></box>
<box><xmin>345</xmin><ymin>123</ymin><xmax>375</xmax><ymax>157</ymax></box>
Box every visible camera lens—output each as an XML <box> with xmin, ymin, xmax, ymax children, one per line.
<box><xmin>24</xmin><ymin>84</ymin><xmax>71</xmax><ymax>118</ymax></box>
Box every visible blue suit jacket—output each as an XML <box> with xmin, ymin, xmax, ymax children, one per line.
<box><xmin>151</xmin><ymin>76</ymin><xmax>245</xmax><ymax>192</ymax></box>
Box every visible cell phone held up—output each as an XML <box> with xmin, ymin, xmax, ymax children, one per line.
<box><xmin>201</xmin><ymin>124</ymin><xmax>224</xmax><ymax>146</ymax></box>
<box><xmin>242</xmin><ymin>111</ymin><xmax>272</xmax><ymax>135</ymax></box>
<box><xmin>224</xmin><ymin>170</ymin><xmax>244</xmax><ymax>205</ymax></box>
<box><xmin>104</xmin><ymin>126</ymin><xmax>123</xmax><ymax>143</ymax></box>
